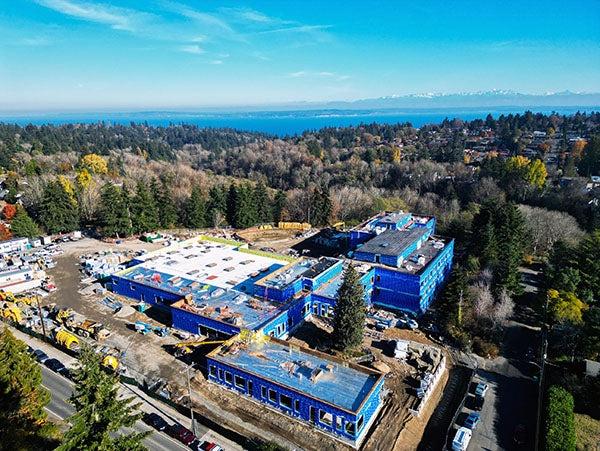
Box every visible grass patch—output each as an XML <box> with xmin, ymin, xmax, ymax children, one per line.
<box><xmin>575</xmin><ymin>413</ymin><xmax>600</xmax><ymax>450</ymax></box>
<box><xmin>238</xmin><ymin>247</ymin><xmax>296</xmax><ymax>263</ymax></box>
<box><xmin>199</xmin><ymin>235</ymin><xmax>245</xmax><ymax>247</ymax></box>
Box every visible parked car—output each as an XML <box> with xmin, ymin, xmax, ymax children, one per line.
<box><xmin>57</xmin><ymin>366</ymin><xmax>72</xmax><ymax>379</ymax></box>
<box><xmin>142</xmin><ymin>412</ymin><xmax>170</xmax><ymax>432</ymax></box>
<box><xmin>451</xmin><ymin>427</ymin><xmax>472</xmax><ymax>451</ymax></box>
<box><xmin>167</xmin><ymin>424</ymin><xmax>196</xmax><ymax>446</ymax></box>
<box><xmin>471</xmin><ymin>395</ymin><xmax>484</xmax><ymax>411</ymax></box>
<box><xmin>464</xmin><ymin>412</ymin><xmax>481</xmax><ymax>430</ymax></box>
<box><xmin>33</xmin><ymin>349</ymin><xmax>49</xmax><ymax>363</ymax></box>
<box><xmin>474</xmin><ymin>382</ymin><xmax>489</xmax><ymax>398</ymax></box>
<box><xmin>44</xmin><ymin>358</ymin><xmax>66</xmax><ymax>373</ymax></box>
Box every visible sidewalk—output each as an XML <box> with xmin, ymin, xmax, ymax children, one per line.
<box><xmin>7</xmin><ymin>325</ymin><xmax>243</xmax><ymax>451</ymax></box>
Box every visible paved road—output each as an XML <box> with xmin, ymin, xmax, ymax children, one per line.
<box><xmin>40</xmin><ymin>365</ymin><xmax>189</xmax><ymax>451</ymax></box>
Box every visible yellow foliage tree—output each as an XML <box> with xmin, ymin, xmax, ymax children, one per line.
<box><xmin>57</xmin><ymin>175</ymin><xmax>77</xmax><ymax>206</ymax></box>
<box><xmin>79</xmin><ymin>153</ymin><xmax>108</xmax><ymax>175</ymax></box>
<box><xmin>571</xmin><ymin>139</ymin><xmax>587</xmax><ymax>160</ymax></box>
<box><xmin>506</xmin><ymin>155</ymin><xmax>530</xmax><ymax>170</ymax></box>
<box><xmin>391</xmin><ymin>146</ymin><xmax>401</xmax><ymax>163</ymax></box>
<box><xmin>526</xmin><ymin>159</ymin><xmax>547</xmax><ymax>189</ymax></box>
<box><xmin>547</xmin><ymin>289</ymin><xmax>587</xmax><ymax>324</ymax></box>
<box><xmin>75</xmin><ymin>168</ymin><xmax>92</xmax><ymax>190</ymax></box>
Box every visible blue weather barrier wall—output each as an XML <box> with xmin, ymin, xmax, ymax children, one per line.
<box><xmin>111</xmin><ymin>275</ymin><xmax>182</xmax><ymax>311</ymax></box>
<box><xmin>206</xmin><ymin>358</ymin><xmax>383</xmax><ymax>446</ymax></box>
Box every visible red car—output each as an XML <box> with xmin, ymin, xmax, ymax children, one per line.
<box><xmin>167</xmin><ymin>424</ymin><xmax>197</xmax><ymax>446</ymax></box>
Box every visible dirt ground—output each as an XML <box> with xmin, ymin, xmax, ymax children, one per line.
<box><xmin>42</xmin><ymin>238</ymin><xmax>190</xmax><ymax>387</ymax></box>
<box><xmin>235</xmin><ymin>227</ymin><xmax>305</xmax><ymax>252</ymax></box>
<box><xmin>39</xmin><ymin>236</ymin><xmax>448</xmax><ymax>450</ymax></box>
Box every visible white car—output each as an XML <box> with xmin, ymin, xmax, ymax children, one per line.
<box><xmin>474</xmin><ymin>382</ymin><xmax>489</xmax><ymax>398</ymax></box>
<box><xmin>452</xmin><ymin>427</ymin><xmax>472</xmax><ymax>451</ymax></box>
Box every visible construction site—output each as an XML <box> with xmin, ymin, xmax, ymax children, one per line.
<box><xmin>0</xmin><ymin>213</ymin><xmax>455</xmax><ymax>450</ymax></box>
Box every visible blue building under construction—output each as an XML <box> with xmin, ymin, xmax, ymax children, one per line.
<box><xmin>108</xmin><ymin>212</ymin><xmax>453</xmax><ymax>447</ymax></box>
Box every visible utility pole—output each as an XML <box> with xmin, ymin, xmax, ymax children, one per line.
<box><xmin>35</xmin><ymin>294</ymin><xmax>47</xmax><ymax>340</ymax></box>
<box><xmin>186</xmin><ymin>364</ymin><xmax>197</xmax><ymax>436</ymax></box>
<box><xmin>534</xmin><ymin>293</ymin><xmax>549</xmax><ymax>451</ymax></box>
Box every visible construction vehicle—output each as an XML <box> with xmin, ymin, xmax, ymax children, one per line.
<box><xmin>57</xmin><ymin>308</ymin><xmax>111</xmax><ymax>340</ymax></box>
<box><xmin>1</xmin><ymin>303</ymin><xmax>23</xmax><ymax>324</ymax></box>
<box><xmin>54</xmin><ymin>328</ymin><xmax>80</xmax><ymax>351</ymax></box>
<box><xmin>173</xmin><ymin>339</ymin><xmax>226</xmax><ymax>356</ymax></box>
<box><xmin>134</xmin><ymin>321</ymin><xmax>169</xmax><ymax>337</ymax></box>
<box><xmin>98</xmin><ymin>347</ymin><xmax>123</xmax><ymax>371</ymax></box>
<box><xmin>0</xmin><ymin>290</ymin><xmax>16</xmax><ymax>303</ymax></box>
<box><xmin>332</xmin><ymin>221</ymin><xmax>345</xmax><ymax>230</ymax></box>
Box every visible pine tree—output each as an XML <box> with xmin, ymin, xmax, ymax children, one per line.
<box><xmin>0</xmin><ymin>327</ymin><xmax>59</xmax><ymax>449</ymax></box>
<box><xmin>10</xmin><ymin>206</ymin><xmax>40</xmax><ymax>238</ymax></box>
<box><xmin>130</xmin><ymin>181</ymin><xmax>159</xmax><ymax>234</ymax></box>
<box><xmin>494</xmin><ymin>203</ymin><xmax>525</xmax><ymax>295</ymax></box>
<box><xmin>205</xmin><ymin>185</ymin><xmax>227</xmax><ymax>228</ymax></box>
<box><xmin>310</xmin><ymin>186</ymin><xmax>332</xmax><ymax>227</ymax></box>
<box><xmin>57</xmin><ymin>346</ymin><xmax>149</xmax><ymax>451</ymax></box>
<box><xmin>39</xmin><ymin>180</ymin><xmax>80</xmax><ymax>234</ymax></box>
<box><xmin>184</xmin><ymin>185</ymin><xmax>206</xmax><ymax>229</ymax></box>
<box><xmin>254</xmin><ymin>181</ymin><xmax>271</xmax><ymax>224</ymax></box>
<box><xmin>226</xmin><ymin>183</ymin><xmax>237</xmax><ymax>226</ymax></box>
<box><xmin>151</xmin><ymin>178</ymin><xmax>178</xmax><ymax>229</ymax></box>
<box><xmin>272</xmin><ymin>190</ymin><xmax>287</xmax><ymax>223</ymax></box>
<box><xmin>99</xmin><ymin>183</ymin><xmax>132</xmax><ymax>238</ymax></box>
<box><xmin>332</xmin><ymin>265</ymin><xmax>366</xmax><ymax>352</ymax></box>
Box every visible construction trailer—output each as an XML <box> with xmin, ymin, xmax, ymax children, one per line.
<box><xmin>0</xmin><ymin>237</ymin><xmax>30</xmax><ymax>255</ymax></box>
<box><xmin>0</xmin><ymin>267</ymin><xmax>45</xmax><ymax>294</ymax></box>
<box><xmin>206</xmin><ymin>335</ymin><xmax>384</xmax><ymax>449</ymax></box>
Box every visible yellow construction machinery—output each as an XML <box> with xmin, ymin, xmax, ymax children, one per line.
<box><xmin>0</xmin><ymin>291</ymin><xmax>16</xmax><ymax>303</ymax></box>
<box><xmin>332</xmin><ymin>221</ymin><xmax>345</xmax><ymax>230</ymax></box>
<box><xmin>1</xmin><ymin>304</ymin><xmax>23</xmax><ymax>324</ymax></box>
<box><xmin>57</xmin><ymin>308</ymin><xmax>111</xmax><ymax>340</ymax></box>
<box><xmin>174</xmin><ymin>339</ymin><xmax>226</xmax><ymax>356</ymax></box>
<box><xmin>98</xmin><ymin>347</ymin><xmax>122</xmax><ymax>371</ymax></box>
<box><xmin>54</xmin><ymin>328</ymin><xmax>80</xmax><ymax>351</ymax></box>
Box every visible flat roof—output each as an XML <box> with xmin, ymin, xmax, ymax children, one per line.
<box><xmin>209</xmin><ymin>337</ymin><xmax>382</xmax><ymax>412</ymax></box>
<box><xmin>129</xmin><ymin>238</ymin><xmax>287</xmax><ymax>291</ymax></box>
<box><xmin>257</xmin><ymin>257</ymin><xmax>340</xmax><ymax>290</ymax></box>
<box><xmin>314</xmin><ymin>263</ymin><xmax>372</xmax><ymax>300</ymax></box>
<box><xmin>377</xmin><ymin>212</ymin><xmax>410</xmax><ymax>224</ymax></box>
<box><xmin>357</xmin><ymin>228</ymin><xmax>428</xmax><ymax>258</ymax></box>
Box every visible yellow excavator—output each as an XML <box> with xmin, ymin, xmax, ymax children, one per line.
<box><xmin>97</xmin><ymin>347</ymin><xmax>123</xmax><ymax>372</ymax></box>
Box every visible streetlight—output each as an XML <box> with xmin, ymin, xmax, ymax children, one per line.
<box><xmin>186</xmin><ymin>363</ymin><xmax>197</xmax><ymax>436</ymax></box>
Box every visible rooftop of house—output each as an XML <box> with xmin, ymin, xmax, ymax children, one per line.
<box><xmin>127</xmin><ymin>237</ymin><xmax>287</xmax><ymax>291</ymax></box>
<box><xmin>377</xmin><ymin>212</ymin><xmax>410</xmax><ymax>225</ymax></box>
<box><xmin>209</xmin><ymin>337</ymin><xmax>382</xmax><ymax>412</ymax></box>
<box><xmin>356</xmin><ymin>228</ymin><xmax>428</xmax><ymax>258</ymax></box>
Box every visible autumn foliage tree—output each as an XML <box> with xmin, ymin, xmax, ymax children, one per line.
<box><xmin>2</xmin><ymin>203</ymin><xmax>17</xmax><ymax>220</ymax></box>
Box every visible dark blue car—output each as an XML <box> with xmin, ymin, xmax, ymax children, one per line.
<box><xmin>464</xmin><ymin>412</ymin><xmax>481</xmax><ymax>430</ymax></box>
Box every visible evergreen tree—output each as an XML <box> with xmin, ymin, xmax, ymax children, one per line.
<box><xmin>332</xmin><ymin>265</ymin><xmax>366</xmax><ymax>352</ymax></box>
<box><xmin>10</xmin><ymin>206</ymin><xmax>40</xmax><ymax>238</ymax></box>
<box><xmin>494</xmin><ymin>203</ymin><xmax>525</xmax><ymax>295</ymax></box>
<box><xmin>577</xmin><ymin>230</ymin><xmax>600</xmax><ymax>300</ymax></box>
<box><xmin>184</xmin><ymin>185</ymin><xmax>206</xmax><ymax>229</ymax></box>
<box><xmin>254</xmin><ymin>181</ymin><xmax>271</xmax><ymax>224</ymax></box>
<box><xmin>0</xmin><ymin>327</ymin><xmax>59</xmax><ymax>449</ymax></box>
<box><xmin>130</xmin><ymin>181</ymin><xmax>159</xmax><ymax>234</ymax></box>
<box><xmin>57</xmin><ymin>347</ymin><xmax>149</xmax><ymax>451</ymax></box>
<box><xmin>272</xmin><ymin>190</ymin><xmax>287</xmax><ymax>223</ymax></box>
<box><xmin>99</xmin><ymin>183</ymin><xmax>132</xmax><ymax>237</ymax></box>
<box><xmin>310</xmin><ymin>186</ymin><xmax>332</xmax><ymax>227</ymax></box>
<box><xmin>226</xmin><ymin>183</ymin><xmax>237</xmax><ymax>226</ymax></box>
<box><xmin>233</xmin><ymin>184</ymin><xmax>258</xmax><ymax>229</ymax></box>
<box><xmin>151</xmin><ymin>178</ymin><xmax>178</xmax><ymax>229</ymax></box>
<box><xmin>205</xmin><ymin>185</ymin><xmax>227</xmax><ymax>227</ymax></box>
<box><xmin>39</xmin><ymin>180</ymin><xmax>80</xmax><ymax>234</ymax></box>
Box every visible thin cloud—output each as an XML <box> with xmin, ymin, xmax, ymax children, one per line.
<box><xmin>209</xmin><ymin>59</ymin><xmax>223</xmax><ymax>65</ymax></box>
<box><xmin>20</xmin><ymin>37</ymin><xmax>52</xmax><ymax>46</ymax></box>
<box><xmin>288</xmin><ymin>71</ymin><xmax>350</xmax><ymax>82</ymax></box>
<box><xmin>34</xmin><ymin>0</ymin><xmax>150</xmax><ymax>31</ymax></box>
<box><xmin>256</xmin><ymin>24</ymin><xmax>332</xmax><ymax>35</ymax></box>
<box><xmin>179</xmin><ymin>44</ymin><xmax>204</xmax><ymax>55</ymax></box>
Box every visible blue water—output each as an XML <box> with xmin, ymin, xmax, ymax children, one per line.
<box><xmin>1</xmin><ymin>106</ymin><xmax>597</xmax><ymax>136</ymax></box>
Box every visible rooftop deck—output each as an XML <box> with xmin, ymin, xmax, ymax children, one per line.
<box><xmin>210</xmin><ymin>338</ymin><xmax>382</xmax><ymax>412</ymax></box>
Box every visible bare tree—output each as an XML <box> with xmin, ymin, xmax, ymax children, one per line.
<box><xmin>493</xmin><ymin>289</ymin><xmax>514</xmax><ymax>327</ymax></box>
<box><xmin>518</xmin><ymin>205</ymin><xmax>585</xmax><ymax>255</ymax></box>
<box><xmin>471</xmin><ymin>281</ymin><xmax>494</xmax><ymax>322</ymax></box>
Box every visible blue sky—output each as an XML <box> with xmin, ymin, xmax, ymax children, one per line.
<box><xmin>1</xmin><ymin>0</ymin><xmax>599</xmax><ymax>110</ymax></box>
